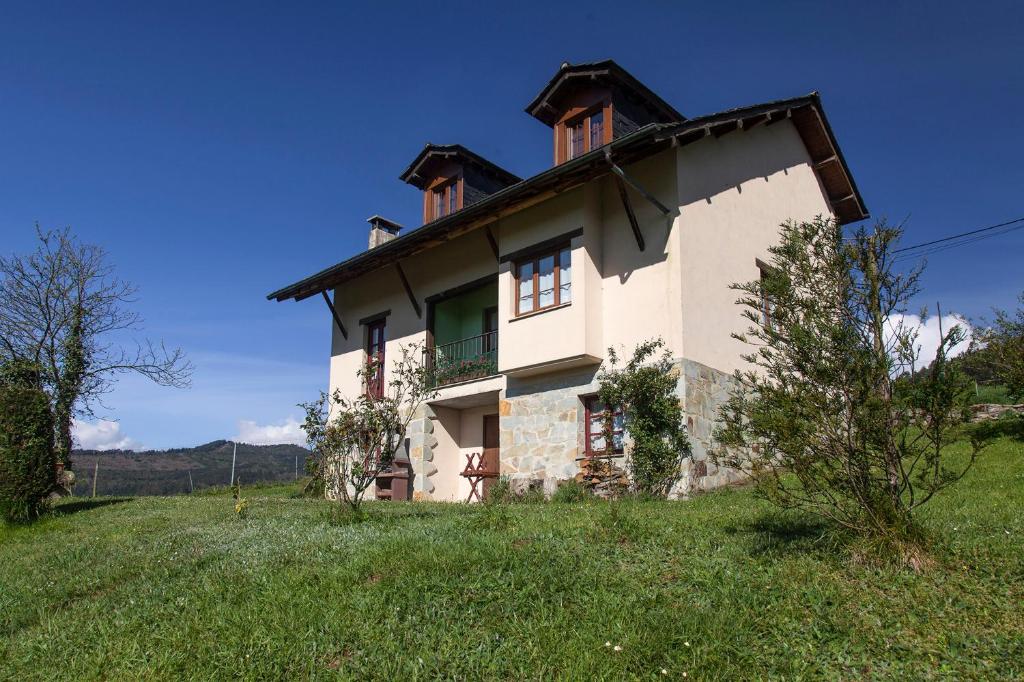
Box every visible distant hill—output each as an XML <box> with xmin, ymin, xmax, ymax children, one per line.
<box><xmin>70</xmin><ymin>440</ymin><xmax>309</xmax><ymax>496</ymax></box>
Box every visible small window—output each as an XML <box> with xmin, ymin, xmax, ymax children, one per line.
<box><xmin>562</xmin><ymin>107</ymin><xmax>607</xmax><ymax>162</ymax></box>
<box><xmin>567</xmin><ymin>118</ymin><xmax>586</xmax><ymax>160</ymax></box>
<box><xmin>589</xmin><ymin>109</ymin><xmax>604</xmax><ymax>151</ymax></box>
<box><xmin>431</xmin><ymin>179</ymin><xmax>459</xmax><ymax>220</ymax></box>
<box><xmin>433</xmin><ymin>186</ymin><xmax>445</xmax><ymax>219</ymax></box>
<box><xmin>585</xmin><ymin>397</ymin><xmax>624</xmax><ymax>457</ymax></box>
<box><xmin>514</xmin><ymin>245</ymin><xmax>571</xmax><ymax>316</ymax></box>
<box><xmin>366</xmin><ymin>319</ymin><xmax>386</xmax><ymax>398</ymax></box>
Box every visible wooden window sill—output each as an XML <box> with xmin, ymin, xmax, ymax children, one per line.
<box><xmin>510</xmin><ymin>302</ymin><xmax>571</xmax><ymax>323</ymax></box>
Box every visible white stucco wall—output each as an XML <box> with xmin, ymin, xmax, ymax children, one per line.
<box><xmin>327</xmin><ymin>228</ymin><xmax>497</xmax><ymax>403</ymax></box>
<box><xmin>676</xmin><ymin>120</ymin><xmax>833</xmax><ymax>374</ymax></box>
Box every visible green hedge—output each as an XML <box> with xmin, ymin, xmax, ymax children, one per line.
<box><xmin>0</xmin><ymin>371</ymin><xmax>56</xmax><ymax>522</ymax></box>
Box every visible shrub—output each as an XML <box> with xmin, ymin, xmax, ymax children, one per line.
<box><xmin>0</xmin><ymin>361</ymin><xmax>56</xmax><ymax>522</ymax></box>
<box><xmin>972</xmin><ymin>292</ymin><xmax>1024</xmax><ymax>401</ymax></box>
<box><xmin>483</xmin><ymin>477</ymin><xmax>548</xmax><ymax>504</ymax></box>
<box><xmin>299</xmin><ymin>344</ymin><xmax>437</xmax><ymax>512</ymax></box>
<box><xmin>551</xmin><ymin>479</ymin><xmax>592</xmax><ymax>503</ymax></box>
<box><xmin>713</xmin><ymin>218</ymin><xmax>982</xmax><ymax>544</ymax></box>
<box><xmin>597</xmin><ymin>339</ymin><xmax>691</xmax><ymax>497</ymax></box>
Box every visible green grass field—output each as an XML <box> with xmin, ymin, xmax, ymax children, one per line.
<box><xmin>971</xmin><ymin>383</ymin><xmax>1016</xmax><ymax>406</ymax></box>
<box><xmin>1</xmin><ymin>433</ymin><xmax>1021</xmax><ymax>680</ymax></box>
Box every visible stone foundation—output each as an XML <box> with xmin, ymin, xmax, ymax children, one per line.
<box><xmin>499</xmin><ymin>366</ymin><xmax>599</xmax><ymax>495</ymax></box>
<box><xmin>401</xmin><ymin>357</ymin><xmax>746</xmax><ymax>501</ymax></box>
<box><xmin>675</xmin><ymin>358</ymin><xmax>747</xmax><ymax>497</ymax></box>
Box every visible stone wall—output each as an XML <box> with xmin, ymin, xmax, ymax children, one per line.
<box><xmin>970</xmin><ymin>403</ymin><xmax>1024</xmax><ymax>422</ymax></box>
<box><xmin>403</xmin><ymin>357</ymin><xmax>744</xmax><ymax>501</ymax></box>
<box><xmin>405</xmin><ymin>404</ymin><xmax>438</xmax><ymax>500</ymax></box>
<box><xmin>675</xmin><ymin>358</ymin><xmax>746</xmax><ymax>497</ymax></box>
<box><xmin>499</xmin><ymin>365</ymin><xmax>600</xmax><ymax>495</ymax></box>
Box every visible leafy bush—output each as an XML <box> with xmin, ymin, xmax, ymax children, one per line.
<box><xmin>0</xmin><ymin>361</ymin><xmax>56</xmax><ymax>522</ymax></box>
<box><xmin>713</xmin><ymin>218</ymin><xmax>982</xmax><ymax>544</ymax></box>
<box><xmin>299</xmin><ymin>344</ymin><xmax>437</xmax><ymax>512</ymax></box>
<box><xmin>971</xmin><ymin>292</ymin><xmax>1024</xmax><ymax>401</ymax></box>
<box><xmin>597</xmin><ymin>339</ymin><xmax>691</xmax><ymax>497</ymax></box>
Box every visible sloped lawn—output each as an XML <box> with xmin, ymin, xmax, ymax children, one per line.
<box><xmin>1</xmin><ymin>435</ymin><xmax>1021</xmax><ymax>680</ymax></box>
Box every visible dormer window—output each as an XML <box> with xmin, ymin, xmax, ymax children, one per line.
<box><xmin>562</xmin><ymin>107</ymin><xmax>608</xmax><ymax>163</ymax></box>
<box><xmin>431</xmin><ymin>178</ymin><xmax>459</xmax><ymax>220</ymax></box>
<box><xmin>401</xmin><ymin>144</ymin><xmax>521</xmax><ymax>225</ymax></box>
<box><xmin>526</xmin><ymin>61</ymin><xmax>685</xmax><ymax>167</ymax></box>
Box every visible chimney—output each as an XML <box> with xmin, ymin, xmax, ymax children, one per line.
<box><xmin>367</xmin><ymin>215</ymin><xmax>403</xmax><ymax>249</ymax></box>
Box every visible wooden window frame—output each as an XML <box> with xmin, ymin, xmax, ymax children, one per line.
<box><xmin>426</xmin><ymin>176</ymin><xmax>461</xmax><ymax>222</ymax></box>
<box><xmin>513</xmin><ymin>244</ymin><xmax>571</xmax><ymax>317</ymax></box>
<box><xmin>556</xmin><ymin>101</ymin><xmax>612</xmax><ymax>164</ymax></box>
<box><xmin>584</xmin><ymin>396</ymin><xmax>624</xmax><ymax>457</ymax></box>
<box><xmin>365</xmin><ymin>318</ymin><xmax>386</xmax><ymax>398</ymax></box>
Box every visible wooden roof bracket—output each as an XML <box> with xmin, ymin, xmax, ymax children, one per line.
<box><xmin>484</xmin><ymin>225</ymin><xmax>499</xmax><ymax>260</ymax></box>
<box><xmin>613</xmin><ymin>174</ymin><xmax>645</xmax><ymax>251</ymax></box>
<box><xmin>321</xmin><ymin>290</ymin><xmax>348</xmax><ymax>340</ymax></box>
<box><xmin>605</xmin><ymin>148</ymin><xmax>675</xmax><ymax>252</ymax></box>
<box><xmin>604</xmin><ymin>148</ymin><xmax>671</xmax><ymax>216</ymax></box>
<box><xmin>395</xmin><ymin>262</ymin><xmax>422</xmax><ymax>318</ymax></box>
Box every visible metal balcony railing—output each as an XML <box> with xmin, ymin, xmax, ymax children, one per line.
<box><xmin>424</xmin><ymin>331</ymin><xmax>498</xmax><ymax>388</ymax></box>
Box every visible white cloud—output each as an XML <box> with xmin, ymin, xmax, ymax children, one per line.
<box><xmin>233</xmin><ymin>417</ymin><xmax>306</xmax><ymax>446</ymax></box>
<box><xmin>73</xmin><ymin>419</ymin><xmax>141</xmax><ymax>451</ymax></box>
<box><xmin>886</xmin><ymin>313</ymin><xmax>972</xmax><ymax>371</ymax></box>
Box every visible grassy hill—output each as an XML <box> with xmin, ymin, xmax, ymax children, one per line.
<box><xmin>1</xmin><ymin>432</ymin><xmax>1021</xmax><ymax>679</ymax></box>
<box><xmin>71</xmin><ymin>440</ymin><xmax>308</xmax><ymax>496</ymax></box>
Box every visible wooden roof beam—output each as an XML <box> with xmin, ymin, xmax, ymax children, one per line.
<box><xmin>814</xmin><ymin>154</ymin><xmax>839</xmax><ymax>169</ymax></box>
<box><xmin>484</xmin><ymin>226</ymin><xmax>499</xmax><ymax>260</ymax></box>
<box><xmin>605</xmin><ymin>149</ymin><xmax>671</xmax><ymax>216</ymax></box>
<box><xmin>613</xmin><ymin>174</ymin><xmax>645</xmax><ymax>251</ymax></box>
<box><xmin>741</xmin><ymin>113</ymin><xmax>770</xmax><ymax>130</ymax></box>
<box><xmin>321</xmin><ymin>291</ymin><xmax>348</xmax><ymax>340</ymax></box>
<box><xmin>712</xmin><ymin>120</ymin><xmax>740</xmax><ymax>138</ymax></box>
<box><xmin>395</xmin><ymin>263</ymin><xmax>421</xmax><ymax>319</ymax></box>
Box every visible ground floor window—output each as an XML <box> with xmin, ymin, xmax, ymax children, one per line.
<box><xmin>584</xmin><ymin>396</ymin><xmax>624</xmax><ymax>457</ymax></box>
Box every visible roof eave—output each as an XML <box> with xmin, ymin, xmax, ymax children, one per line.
<box><xmin>268</xmin><ymin>94</ymin><xmax>867</xmax><ymax>303</ymax></box>
<box><xmin>525</xmin><ymin>60</ymin><xmax>685</xmax><ymax>126</ymax></box>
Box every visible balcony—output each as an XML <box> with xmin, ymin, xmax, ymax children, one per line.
<box><xmin>425</xmin><ymin>277</ymin><xmax>498</xmax><ymax>389</ymax></box>
<box><xmin>424</xmin><ymin>331</ymin><xmax>498</xmax><ymax>388</ymax></box>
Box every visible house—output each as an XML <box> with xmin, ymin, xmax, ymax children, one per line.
<box><xmin>268</xmin><ymin>60</ymin><xmax>867</xmax><ymax>501</ymax></box>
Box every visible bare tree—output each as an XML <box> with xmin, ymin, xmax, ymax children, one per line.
<box><xmin>0</xmin><ymin>226</ymin><xmax>192</xmax><ymax>475</ymax></box>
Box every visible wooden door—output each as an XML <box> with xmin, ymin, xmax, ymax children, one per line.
<box><xmin>482</xmin><ymin>414</ymin><xmax>500</xmax><ymax>497</ymax></box>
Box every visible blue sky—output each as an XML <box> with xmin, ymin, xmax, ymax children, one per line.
<box><xmin>2</xmin><ymin>2</ymin><xmax>1022</xmax><ymax>449</ymax></box>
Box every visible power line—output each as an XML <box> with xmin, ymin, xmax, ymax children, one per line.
<box><xmin>893</xmin><ymin>219</ymin><xmax>1024</xmax><ymax>263</ymax></box>
<box><xmin>893</xmin><ymin>216</ymin><xmax>1024</xmax><ymax>254</ymax></box>
<box><xmin>899</xmin><ymin>225</ymin><xmax>1024</xmax><ymax>260</ymax></box>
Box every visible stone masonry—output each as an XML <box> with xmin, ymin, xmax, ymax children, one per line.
<box><xmin>674</xmin><ymin>358</ymin><xmax>745</xmax><ymax>497</ymax></box>
<box><xmin>499</xmin><ymin>366</ymin><xmax>600</xmax><ymax>495</ymax></box>
<box><xmin>403</xmin><ymin>358</ymin><xmax>745</xmax><ymax>500</ymax></box>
